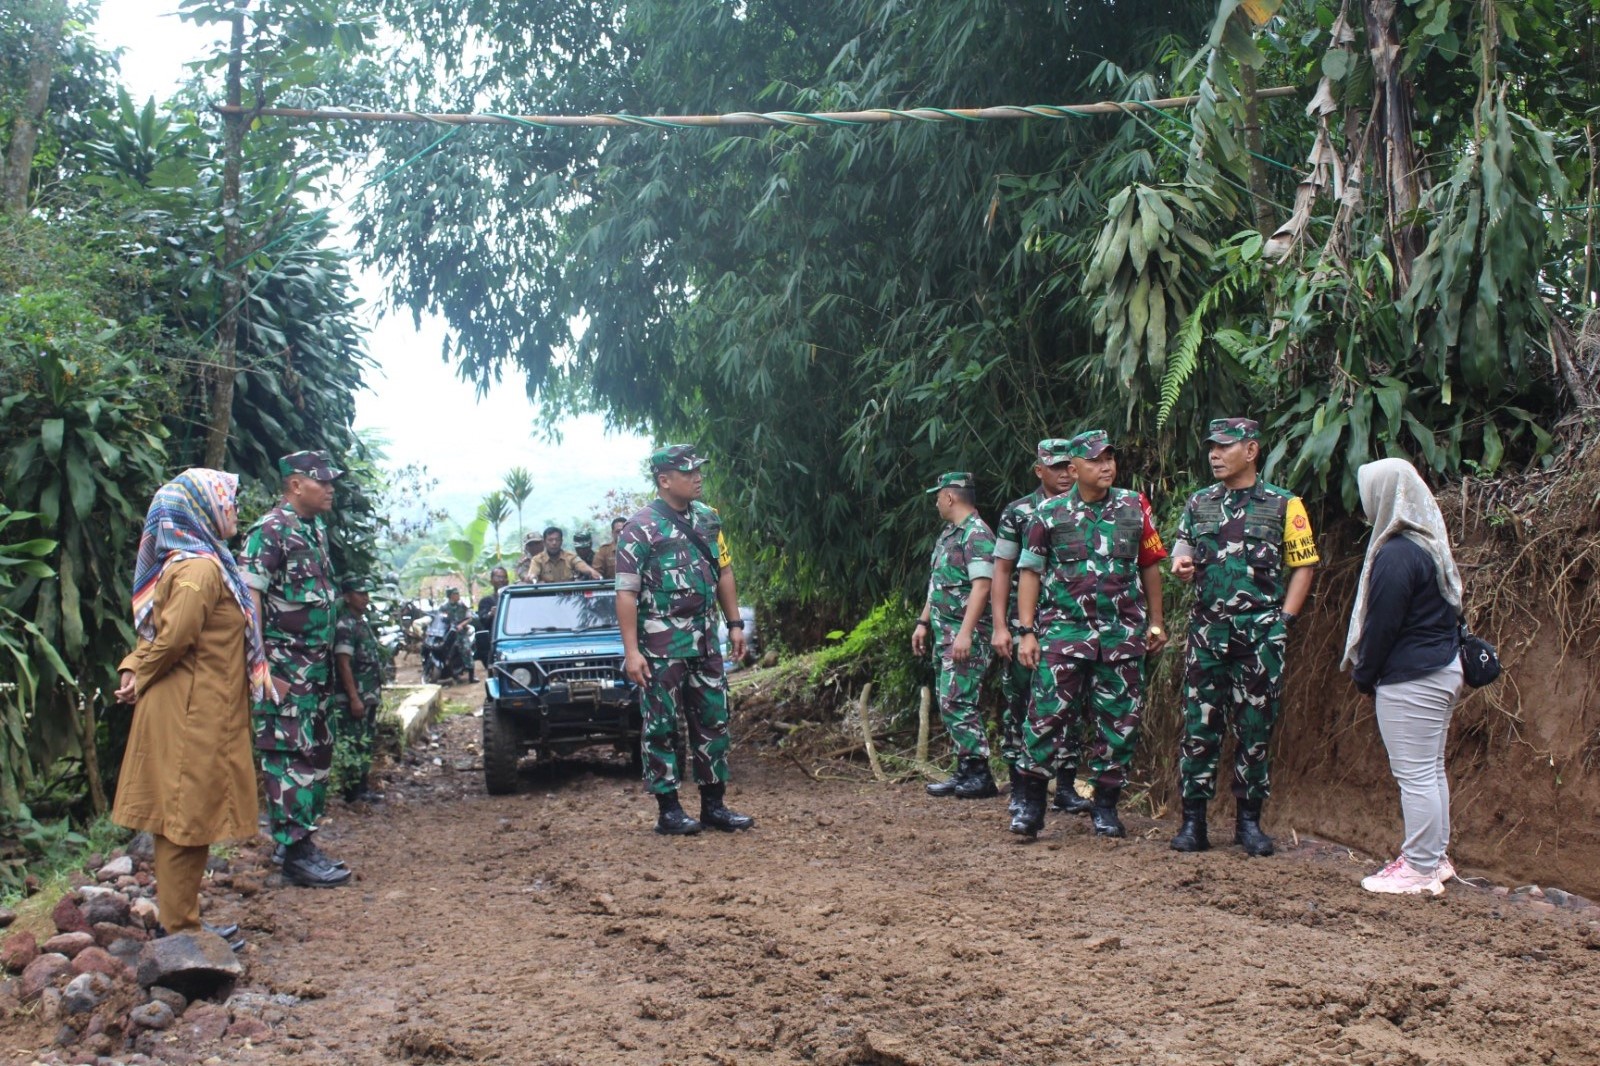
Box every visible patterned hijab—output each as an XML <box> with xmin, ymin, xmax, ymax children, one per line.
<box><xmin>131</xmin><ymin>469</ymin><xmax>271</xmax><ymax>702</ymax></box>
<box><xmin>1341</xmin><ymin>458</ymin><xmax>1464</xmax><ymax>672</ymax></box>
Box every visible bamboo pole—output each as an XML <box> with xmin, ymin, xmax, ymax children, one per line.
<box><xmin>915</xmin><ymin>686</ymin><xmax>931</xmax><ymax>765</ymax></box>
<box><xmin>213</xmin><ymin>88</ymin><xmax>1299</xmax><ymax>130</ymax></box>
<box><xmin>857</xmin><ymin>683</ymin><xmax>884</xmax><ymax>782</ymax></box>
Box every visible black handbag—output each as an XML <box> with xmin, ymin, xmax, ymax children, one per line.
<box><xmin>1458</xmin><ymin>617</ymin><xmax>1501</xmax><ymax>688</ymax></box>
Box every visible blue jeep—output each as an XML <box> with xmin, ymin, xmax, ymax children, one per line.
<box><xmin>480</xmin><ymin>580</ymin><xmax>639</xmax><ymax>794</ymax></box>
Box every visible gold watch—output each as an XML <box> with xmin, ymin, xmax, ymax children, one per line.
<box><xmin>1148</xmin><ymin>625</ymin><xmax>1165</xmax><ymax>638</ymax></box>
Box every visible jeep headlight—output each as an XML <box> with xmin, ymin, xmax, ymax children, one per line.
<box><xmin>510</xmin><ymin>667</ymin><xmax>533</xmax><ymax>687</ymax></box>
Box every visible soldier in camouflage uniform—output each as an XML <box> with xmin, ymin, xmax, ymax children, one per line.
<box><xmin>1011</xmin><ymin>431</ymin><xmax>1169</xmax><ymax>839</ymax></box>
<box><xmin>593</xmin><ymin>517</ymin><xmax>627</xmax><ymax>580</ymax></box>
<box><xmin>438</xmin><ymin>587</ymin><xmax>476</xmax><ymax>682</ymax></box>
<box><xmin>912</xmin><ymin>471</ymin><xmax>1000</xmax><ymax>799</ymax></box>
<box><xmin>573</xmin><ymin>531</ymin><xmax>596</xmax><ymax>568</ymax></box>
<box><xmin>240</xmin><ymin>450</ymin><xmax>352</xmax><ymax>888</ymax></box>
<box><xmin>989</xmin><ymin>439</ymin><xmax>1089</xmax><ymax>817</ymax></box>
<box><xmin>333</xmin><ymin>576</ymin><xmax>384</xmax><ymax>803</ymax></box>
<box><xmin>1168</xmin><ymin>418</ymin><xmax>1319</xmax><ymax>856</ymax></box>
<box><xmin>616</xmin><ymin>445</ymin><xmax>755</xmax><ymax>836</ymax></box>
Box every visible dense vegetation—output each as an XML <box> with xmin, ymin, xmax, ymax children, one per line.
<box><xmin>0</xmin><ymin>0</ymin><xmax>381</xmax><ymax>861</ymax></box>
<box><xmin>355</xmin><ymin>0</ymin><xmax>1599</xmax><ymax>608</ymax></box>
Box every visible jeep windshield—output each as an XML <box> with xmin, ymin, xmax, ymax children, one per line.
<box><xmin>499</xmin><ymin>587</ymin><xmax>619</xmax><ymax>635</ymax></box>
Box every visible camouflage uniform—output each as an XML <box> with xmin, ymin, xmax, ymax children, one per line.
<box><xmin>440</xmin><ymin>597</ymin><xmax>469</xmax><ymax>625</ymax></box>
<box><xmin>1174</xmin><ymin>439</ymin><xmax>1318</xmax><ymax>803</ymax></box>
<box><xmin>240</xmin><ymin>504</ymin><xmax>338</xmax><ymax>848</ymax></box>
<box><xmin>995</xmin><ymin>484</ymin><xmax>1083</xmax><ymax>773</ymax></box>
<box><xmin>616</xmin><ymin>498</ymin><xmax>734</xmax><ymax>794</ymax></box>
<box><xmin>332</xmin><ymin>605</ymin><xmax>384</xmax><ymax>792</ymax></box>
<box><xmin>1017</xmin><ymin>475</ymin><xmax>1167</xmax><ymax>791</ymax></box>
<box><xmin>926</xmin><ymin>497</ymin><xmax>997</xmax><ymax>760</ymax></box>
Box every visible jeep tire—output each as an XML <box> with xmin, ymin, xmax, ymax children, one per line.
<box><xmin>482</xmin><ymin>701</ymin><xmax>521</xmax><ymax>795</ymax></box>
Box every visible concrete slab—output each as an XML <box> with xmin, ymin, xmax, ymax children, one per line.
<box><xmin>382</xmin><ymin>685</ymin><xmax>441</xmax><ymax>748</ymax></box>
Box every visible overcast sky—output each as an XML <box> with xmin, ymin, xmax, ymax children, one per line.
<box><xmin>93</xmin><ymin>2</ymin><xmax>654</xmax><ymax>531</ymax></box>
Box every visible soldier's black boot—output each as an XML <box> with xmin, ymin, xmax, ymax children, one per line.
<box><xmin>699</xmin><ymin>784</ymin><xmax>755</xmax><ymax>831</ymax></box>
<box><xmin>282</xmin><ymin>838</ymin><xmax>352</xmax><ymax>888</ymax></box>
<box><xmin>1234</xmin><ymin>799</ymin><xmax>1275</xmax><ymax>856</ymax></box>
<box><xmin>1051</xmin><ymin>766</ymin><xmax>1094</xmax><ymax>815</ymax></box>
<box><xmin>953</xmin><ymin>757</ymin><xmax>999</xmax><ymax>799</ymax></box>
<box><xmin>1169</xmin><ymin>799</ymin><xmax>1210</xmax><ymax>852</ymax></box>
<box><xmin>1090</xmin><ymin>787</ymin><xmax>1126</xmax><ymax>838</ymax></box>
<box><xmin>925</xmin><ymin>761</ymin><xmax>969</xmax><ymax>797</ymax></box>
<box><xmin>1006</xmin><ymin>770</ymin><xmax>1024</xmax><ymax>818</ymax></box>
<box><xmin>1008</xmin><ymin>774</ymin><xmax>1049</xmax><ymax>839</ymax></box>
<box><xmin>654</xmin><ymin>792</ymin><xmax>703</xmax><ymax>836</ymax></box>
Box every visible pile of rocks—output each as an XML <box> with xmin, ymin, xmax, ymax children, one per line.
<box><xmin>0</xmin><ymin>842</ymin><xmax>256</xmax><ymax>1061</ymax></box>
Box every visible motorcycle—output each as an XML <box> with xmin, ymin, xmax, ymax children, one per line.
<box><xmin>420</xmin><ymin>612</ymin><xmax>474</xmax><ymax>685</ymax></box>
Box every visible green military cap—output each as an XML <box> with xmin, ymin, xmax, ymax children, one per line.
<box><xmin>340</xmin><ymin>575</ymin><xmax>374</xmax><ymax>594</ymax></box>
<box><xmin>1066</xmin><ymin>430</ymin><xmax>1114</xmax><ymax>459</ymax></box>
<box><xmin>1205</xmin><ymin>417</ymin><xmax>1262</xmax><ymax>444</ymax></box>
<box><xmin>925</xmin><ymin>471</ymin><xmax>975</xmax><ymax>494</ymax></box>
<box><xmin>277</xmin><ymin>449</ymin><xmax>343</xmax><ymax>481</ymax></box>
<box><xmin>651</xmin><ymin>443</ymin><xmax>708</xmax><ymax>473</ymax></box>
<box><xmin>1036</xmin><ymin>438</ymin><xmax>1074</xmax><ymax>464</ymax></box>
<box><xmin>573</xmin><ymin>531</ymin><xmax>593</xmax><ymax>546</ymax></box>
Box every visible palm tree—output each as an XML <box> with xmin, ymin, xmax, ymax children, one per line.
<box><xmin>503</xmin><ymin>467</ymin><xmax>533</xmax><ymax>551</ymax></box>
<box><xmin>478</xmin><ymin>490</ymin><xmax>511</xmax><ymax>562</ymax></box>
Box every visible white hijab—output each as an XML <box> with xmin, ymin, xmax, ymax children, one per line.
<box><xmin>1341</xmin><ymin>458</ymin><xmax>1463</xmax><ymax>672</ymax></box>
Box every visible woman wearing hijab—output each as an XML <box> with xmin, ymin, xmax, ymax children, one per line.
<box><xmin>114</xmin><ymin>469</ymin><xmax>272</xmax><ymax>935</ymax></box>
<box><xmin>1342</xmin><ymin>458</ymin><xmax>1465</xmax><ymax>896</ymax></box>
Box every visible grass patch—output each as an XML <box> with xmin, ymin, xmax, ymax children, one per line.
<box><xmin>1</xmin><ymin>813</ymin><xmax>131</xmax><ymax>935</ymax></box>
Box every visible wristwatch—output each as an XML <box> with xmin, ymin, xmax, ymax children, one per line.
<box><xmin>1148</xmin><ymin>625</ymin><xmax>1165</xmax><ymax>638</ymax></box>
<box><xmin>726</xmin><ymin>619</ymin><xmax>745</xmax><ymax>630</ymax></box>
<box><xmin>1014</xmin><ymin>624</ymin><xmax>1036</xmax><ymax>637</ymax></box>
<box><xmin>914</xmin><ymin>619</ymin><xmax>930</xmax><ymax>629</ymax></box>
<box><xmin>1280</xmin><ymin>611</ymin><xmax>1297</xmax><ymax>627</ymax></box>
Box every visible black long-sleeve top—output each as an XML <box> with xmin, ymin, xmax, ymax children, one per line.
<box><xmin>1352</xmin><ymin>535</ymin><xmax>1460</xmax><ymax>693</ymax></box>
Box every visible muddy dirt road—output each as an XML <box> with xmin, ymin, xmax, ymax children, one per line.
<box><xmin>145</xmin><ymin>697</ymin><xmax>1597</xmax><ymax>1066</ymax></box>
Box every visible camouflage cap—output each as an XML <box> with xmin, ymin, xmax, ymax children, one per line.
<box><xmin>1036</xmin><ymin>438</ymin><xmax>1074</xmax><ymax>464</ymax></box>
<box><xmin>340</xmin><ymin>575</ymin><xmax>374</xmax><ymax>594</ymax></box>
<box><xmin>650</xmin><ymin>444</ymin><xmax>708</xmax><ymax>473</ymax></box>
<box><xmin>1205</xmin><ymin>417</ymin><xmax>1261</xmax><ymax>444</ymax></box>
<box><xmin>1066</xmin><ymin>430</ymin><xmax>1114</xmax><ymax>460</ymax></box>
<box><xmin>925</xmin><ymin>471</ymin><xmax>975</xmax><ymax>495</ymax></box>
<box><xmin>277</xmin><ymin>449</ymin><xmax>343</xmax><ymax>481</ymax></box>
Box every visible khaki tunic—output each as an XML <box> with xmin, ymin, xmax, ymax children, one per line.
<box><xmin>113</xmin><ymin>558</ymin><xmax>259</xmax><ymax>847</ymax></box>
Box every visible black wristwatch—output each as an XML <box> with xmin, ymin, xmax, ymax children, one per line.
<box><xmin>1014</xmin><ymin>624</ymin><xmax>1036</xmax><ymax>637</ymax></box>
<box><xmin>726</xmin><ymin>620</ymin><xmax>745</xmax><ymax>630</ymax></box>
<box><xmin>1281</xmin><ymin>611</ymin><xmax>1298</xmax><ymax>627</ymax></box>
<box><xmin>914</xmin><ymin>619</ymin><xmax>930</xmax><ymax>629</ymax></box>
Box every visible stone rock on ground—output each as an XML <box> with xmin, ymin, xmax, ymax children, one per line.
<box><xmin>136</xmin><ymin>931</ymin><xmax>243</xmax><ymax>999</ymax></box>
<box><xmin>51</xmin><ymin>897</ymin><xmax>90</xmax><ymax>935</ymax></box>
<box><xmin>2</xmin><ymin>930</ymin><xmax>39</xmax><ymax>973</ymax></box>
<box><xmin>96</xmin><ymin>856</ymin><xmax>135</xmax><ymax>881</ymax></box>
<box><xmin>179</xmin><ymin>1001</ymin><xmax>231</xmax><ymax>1042</ymax></box>
<box><xmin>20</xmin><ymin>952</ymin><xmax>72</xmax><ymax>1001</ymax></box>
<box><xmin>42</xmin><ymin>932</ymin><xmax>95</xmax><ymax>958</ymax></box>
<box><xmin>126</xmin><ymin>831</ymin><xmax>155</xmax><ymax>864</ymax></box>
<box><xmin>107</xmin><ymin>937</ymin><xmax>144</xmax><ymax>971</ymax></box>
<box><xmin>130</xmin><ymin>897</ymin><xmax>160</xmax><ymax>928</ymax></box>
<box><xmin>82</xmin><ymin>893</ymin><xmax>132</xmax><ymax>927</ymax></box>
<box><xmin>148</xmin><ymin>984</ymin><xmax>188</xmax><ymax>1013</ymax></box>
<box><xmin>0</xmin><ymin>906</ymin><xmax>15</xmax><ymax>929</ymax></box>
<box><xmin>70</xmin><ymin>946</ymin><xmax>132</xmax><ymax>980</ymax></box>
<box><xmin>61</xmin><ymin>971</ymin><xmax>114</xmax><ymax>1015</ymax></box>
<box><xmin>94</xmin><ymin>921</ymin><xmax>148</xmax><ymax>948</ymax></box>
<box><xmin>129</xmin><ymin>1000</ymin><xmax>176</xmax><ymax>1030</ymax></box>
<box><xmin>227</xmin><ymin>1014</ymin><xmax>274</xmax><ymax>1042</ymax></box>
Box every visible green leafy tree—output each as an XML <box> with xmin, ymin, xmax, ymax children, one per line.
<box><xmin>502</xmin><ymin>466</ymin><xmax>533</xmax><ymax>549</ymax></box>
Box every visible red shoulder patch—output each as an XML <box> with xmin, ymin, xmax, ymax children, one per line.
<box><xmin>1293</xmin><ymin>514</ymin><xmax>1308</xmax><ymax>530</ymax></box>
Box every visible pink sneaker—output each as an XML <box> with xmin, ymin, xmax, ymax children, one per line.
<box><xmin>1436</xmin><ymin>855</ymin><xmax>1456</xmax><ymax>883</ymax></box>
<box><xmin>1361</xmin><ymin>857</ymin><xmax>1445</xmax><ymax>896</ymax></box>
